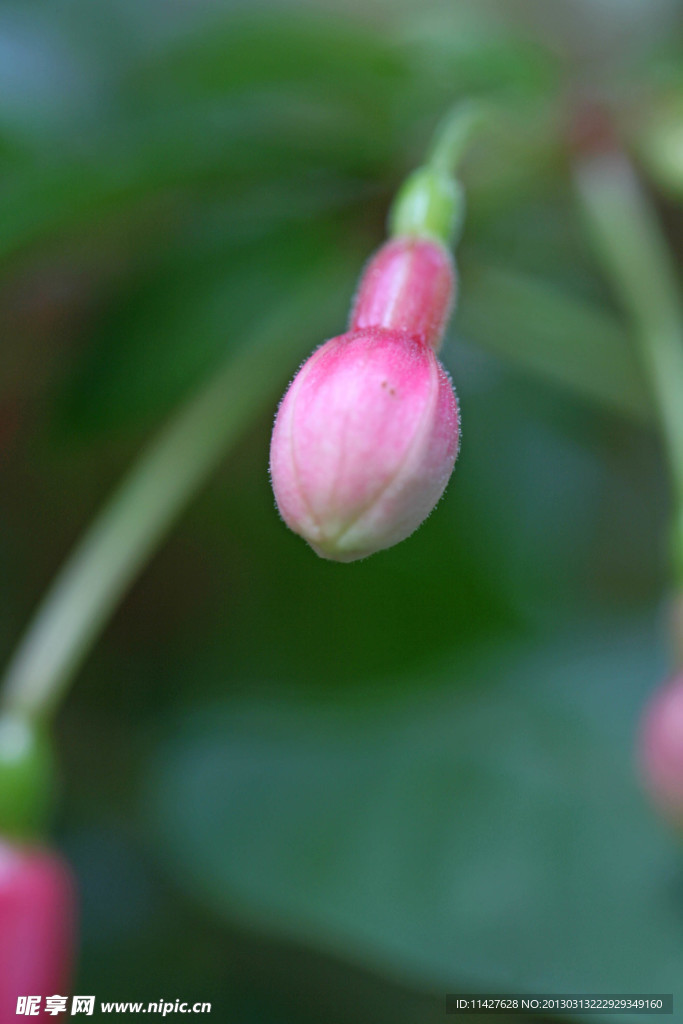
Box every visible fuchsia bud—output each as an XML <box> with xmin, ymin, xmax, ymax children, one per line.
<box><xmin>0</xmin><ymin>841</ymin><xmax>75</xmax><ymax>1021</ymax></box>
<box><xmin>350</xmin><ymin>237</ymin><xmax>455</xmax><ymax>348</ymax></box>
<box><xmin>639</xmin><ymin>673</ymin><xmax>683</xmax><ymax>827</ymax></box>
<box><xmin>270</xmin><ymin>236</ymin><xmax>460</xmax><ymax>561</ymax></box>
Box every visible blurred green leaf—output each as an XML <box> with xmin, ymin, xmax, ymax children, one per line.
<box><xmin>57</xmin><ymin>218</ymin><xmax>359</xmax><ymax>435</ymax></box>
<box><xmin>146</xmin><ymin>620</ymin><xmax>681</xmax><ymax>1022</ymax></box>
<box><xmin>130</xmin><ymin>14</ymin><xmax>409</xmax><ymax>114</ymax></box>
<box><xmin>398</xmin><ymin>8</ymin><xmax>560</xmax><ymax>101</ymax></box>
<box><xmin>0</xmin><ymin>96</ymin><xmax>385</xmax><ymax>265</ymax></box>
<box><xmin>0</xmin><ymin>11</ymin><xmax>416</xmax><ymax>267</ymax></box>
<box><xmin>458</xmin><ymin>263</ymin><xmax>653</xmax><ymax>421</ymax></box>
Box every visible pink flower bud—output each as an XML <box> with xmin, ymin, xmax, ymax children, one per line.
<box><xmin>0</xmin><ymin>841</ymin><xmax>76</xmax><ymax>1019</ymax></box>
<box><xmin>638</xmin><ymin>673</ymin><xmax>683</xmax><ymax>826</ymax></box>
<box><xmin>270</xmin><ymin>323</ymin><xmax>459</xmax><ymax>562</ymax></box>
<box><xmin>270</xmin><ymin>235</ymin><xmax>460</xmax><ymax>561</ymax></box>
<box><xmin>350</xmin><ymin>237</ymin><xmax>455</xmax><ymax>350</ymax></box>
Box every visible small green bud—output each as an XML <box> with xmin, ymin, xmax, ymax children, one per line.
<box><xmin>389</xmin><ymin>167</ymin><xmax>465</xmax><ymax>246</ymax></box>
<box><xmin>0</xmin><ymin>714</ymin><xmax>54</xmax><ymax>840</ymax></box>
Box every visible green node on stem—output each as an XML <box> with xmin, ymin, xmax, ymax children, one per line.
<box><xmin>389</xmin><ymin>167</ymin><xmax>465</xmax><ymax>246</ymax></box>
<box><xmin>0</xmin><ymin>714</ymin><xmax>54</xmax><ymax>840</ymax></box>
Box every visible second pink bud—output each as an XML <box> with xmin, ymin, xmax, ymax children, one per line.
<box><xmin>0</xmin><ymin>841</ymin><xmax>75</xmax><ymax>1022</ymax></box>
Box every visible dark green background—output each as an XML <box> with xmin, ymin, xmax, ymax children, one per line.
<box><xmin>1</xmin><ymin>0</ymin><xmax>682</xmax><ymax>1019</ymax></box>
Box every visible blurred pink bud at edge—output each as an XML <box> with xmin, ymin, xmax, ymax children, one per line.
<box><xmin>639</xmin><ymin>673</ymin><xmax>683</xmax><ymax>826</ymax></box>
<box><xmin>0</xmin><ymin>841</ymin><xmax>75</xmax><ymax>1022</ymax></box>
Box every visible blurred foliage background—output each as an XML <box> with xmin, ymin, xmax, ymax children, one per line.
<box><xmin>2</xmin><ymin>0</ymin><xmax>683</xmax><ymax>1020</ymax></box>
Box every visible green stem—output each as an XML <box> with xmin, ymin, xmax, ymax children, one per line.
<box><xmin>575</xmin><ymin>150</ymin><xmax>683</xmax><ymax>583</ymax></box>
<box><xmin>389</xmin><ymin>102</ymin><xmax>487</xmax><ymax>246</ymax></box>
<box><xmin>427</xmin><ymin>101</ymin><xmax>488</xmax><ymax>178</ymax></box>
<box><xmin>0</xmin><ymin>264</ymin><xmax>345</xmax><ymax>722</ymax></box>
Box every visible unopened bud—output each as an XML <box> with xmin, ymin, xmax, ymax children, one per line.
<box><xmin>271</xmin><ymin>214</ymin><xmax>462</xmax><ymax>564</ymax></box>
<box><xmin>638</xmin><ymin>673</ymin><xmax>683</xmax><ymax>827</ymax></box>
<box><xmin>270</xmin><ymin>316</ymin><xmax>459</xmax><ymax>562</ymax></box>
<box><xmin>0</xmin><ymin>841</ymin><xmax>76</xmax><ymax>1014</ymax></box>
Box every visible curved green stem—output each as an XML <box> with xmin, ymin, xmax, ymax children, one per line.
<box><xmin>575</xmin><ymin>150</ymin><xmax>683</xmax><ymax>584</ymax></box>
<box><xmin>389</xmin><ymin>102</ymin><xmax>487</xmax><ymax>246</ymax></box>
<box><xmin>0</xmin><ymin>264</ymin><xmax>346</xmax><ymax>722</ymax></box>
<box><xmin>427</xmin><ymin>101</ymin><xmax>489</xmax><ymax>178</ymax></box>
